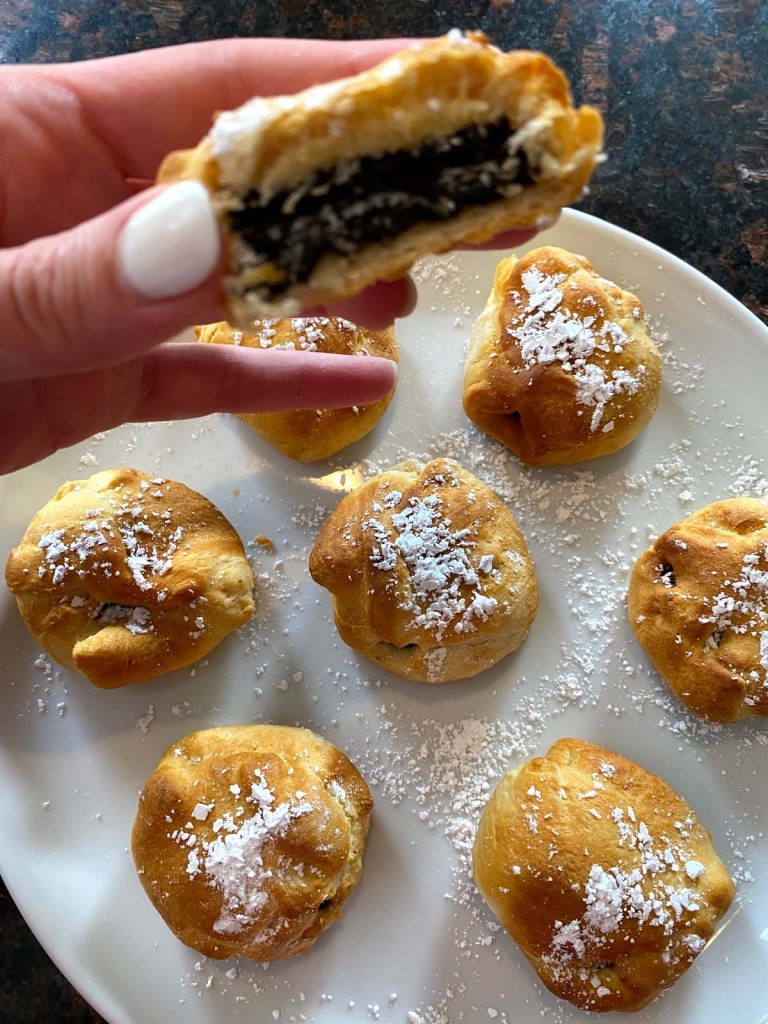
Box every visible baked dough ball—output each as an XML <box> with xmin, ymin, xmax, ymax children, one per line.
<box><xmin>131</xmin><ymin>724</ymin><xmax>373</xmax><ymax>961</ymax></box>
<box><xmin>309</xmin><ymin>457</ymin><xmax>537</xmax><ymax>682</ymax></box>
<box><xmin>628</xmin><ymin>498</ymin><xmax>768</xmax><ymax>723</ymax></box>
<box><xmin>463</xmin><ymin>246</ymin><xmax>662</xmax><ymax>465</ymax></box>
<box><xmin>473</xmin><ymin>738</ymin><xmax>735</xmax><ymax>1013</ymax></box>
<box><xmin>4</xmin><ymin>468</ymin><xmax>254</xmax><ymax>688</ymax></box>
<box><xmin>158</xmin><ymin>32</ymin><xmax>602</xmax><ymax>322</ymax></box>
<box><xmin>196</xmin><ymin>316</ymin><xmax>398</xmax><ymax>461</ymax></box>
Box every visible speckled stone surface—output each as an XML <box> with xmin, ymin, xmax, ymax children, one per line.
<box><xmin>1</xmin><ymin>0</ymin><xmax>766</xmax><ymax>324</ymax></box>
<box><xmin>0</xmin><ymin>1</ymin><xmax>766</xmax><ymax>1021</ymax></box>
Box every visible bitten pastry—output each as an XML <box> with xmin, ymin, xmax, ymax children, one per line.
<box><xmin>628</xmin><ymin>498</ymin><xmax>768</xmax><ymax>723</ymax></box>
<box><xmin>131</xmin><ymin>724</ymin><xmax>373</xmax><ymax>961</ymax></box>
<box><xmin>463</xmin><ymin>246</ymin><xmax>662</xmax><ymax>465</ymax></box>
<box><xmin>196</xmin><ymin>316</ymin><xmax>398</xmax><ymax>461</ymax></box>
<box><xmin>158</xmin><ymin>32</ymin><xmax>603</xmax><ymax>322</ymax></box>
<box><xmin>473</xmin><ymin>738</ymin><xmax>735</xmax><ymax>1013</ymax></box>
<box><xmin>4</xmin><ymin>468</ymin><xmax>254</xmax><ymax>688</ymax></box>
<box><xmin>308</xmin><ymin>457</ymin><xmax>537</xmax><ymax>682</ymax></box>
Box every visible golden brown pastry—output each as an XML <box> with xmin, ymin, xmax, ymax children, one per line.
<box><xmin>4</xmin><ymin>468</ymin><xmax>254</xmax><ymax>688</ymax></box>
<box><xmin>196</xmin><ymin>316</ymin><xmax>398</xmax><ymax>461</ymax></box>
<box><xmin>158</xmin><ymin>32</ymin><xmax>603</xmax><ymax>323</ymax></box>
<box><xmin>131</xmin><ymin>724</ymin><xmax>373</xmax><ymax>961</ymax></box>
<box><xmin>628</xmin><ymin>498</ymin><xmax>768</xmax><ymax>723</ymax></box>
<box><xmin>309</xmin><ymin>457</ymin><xmax>537</xmax><ymax>682</ymax></box>
<box><xmin>463</xmin><ymin>246</ymin><xmax>662</xmax><ymax>465</ymax></box>
<box><xmin>473</xmin><ymin>738</ymin><xmax>735</xmax><ymax>1013</ymax></box>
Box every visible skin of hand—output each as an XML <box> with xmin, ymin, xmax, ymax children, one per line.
<box><xmin>0</xmin><ymin>38</ymin><xmax>543</xmax><ymax>475</ymax></box>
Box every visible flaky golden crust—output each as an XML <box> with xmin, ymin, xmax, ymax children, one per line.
<box><xmin>463</xmin><ymin>246</ymin><xmax>662</xmax><ymax>466</ymax></box>
<box><xmin>628</xmin><ymin>498</ymin><xmax>768</xmax><ymax>723</ymax></box>
<box><xmin>308</xmin><ymin>457</ymin><xmax>538</xmax><ymax>682</ymax></box>
<box><xmin>4</xmin><ymin>468</ymin><xmax>254</xmax><ymax>688</ymax></box>
<box><xmin>158</xmin><ymin>34</ymin><xmax>603</xmax><ymax>322</ymax></box>
<box><xmin>473</xmin><ymin>738</ymin><xmax>735</xmax><ymax>1013</ymax></box>
<box><xmin>195</xmin><ymin>318</ymin><xmax>398</xmax><ymax>461</ymax></box>
<box><xmin>131</xmin><ymin>725</ymin><xmax>373</xmax><ymax>961</ymax></box>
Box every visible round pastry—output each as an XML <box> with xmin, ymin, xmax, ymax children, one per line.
<box><xmin>473</xmin><ymin>738</ymin><xmax>735</xmax><ymax>1013</ymax></box>
<box><xmin>463</xmin><ymin>246</ymin><xmax>662</xmax><ymax>466</ymax></box>
<box><xmin>131</xmin><ymin>724</ymin><xmax>373</xmax><ymax>961</ymax></box>
<box><xmin>4</xmin><ymin>468</ymin><xmax>254</xmax><ymax>688</ymax></box>
<box><xmin>196</xmin><ymin>316</ymin><xmax>398</xmax><ymax>461</ymax></box>
<box><xmin>628</xmin><ymin>497</ymin><xmax>768</xmax><ymax>723</ymax></box>
<box><xmin>158</xmin><ymin>33</ymin><xmax>602</xmax><ymax>321</ymax></box>
<box><xmin>308</xmin><ymin>457</ymin><xmax>538</xmax><ymax>682</ymax></box>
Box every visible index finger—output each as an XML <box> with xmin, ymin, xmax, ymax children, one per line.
<box><xmin>48</xmin><ymin>38</ymin><xmax>417</xmax><ymax>181</ymax></box>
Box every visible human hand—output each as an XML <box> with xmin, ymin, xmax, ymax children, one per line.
<box><xmin>0</xmin><ymin>39</ymin><xmax>543</xmax><ymax>475</ymax></box>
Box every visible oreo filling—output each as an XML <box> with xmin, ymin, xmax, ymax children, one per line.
<box><xmin>228</xmin><ymin>117</ymin><xmax>537</xmax><ymax>299</ymax></box>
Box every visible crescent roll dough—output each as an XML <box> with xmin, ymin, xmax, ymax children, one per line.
<box><xmin>463</xmin><ymin>246</ymin><xmax>662</xmax><ymax>465</ymax></box>
<box><xmin>308</xmin><ymin>457</ymin><xmax>538</xmax><ymax>682</ymax></box>
<box><xmin>628</xmin><ymin>497</ymin><xmax>768</xmax><ymax>723</ymax></box>
<box><xmin>4</xmin><ymin>468</ymin><xmax>254</xmax><ymax>688</ymax></box>
<box><xmin>158</xmin><ymin>32</ymin><xmax>603</xmax><ymax>323</ymax></box>
<box><xmin>132</xmin><ymin>725</ymin><xmax>373</xmax><ymax>960</ymax></box>
<box><xmin>473</xmin><ymin>738</ymin><xmax>735</xmax><ymax>1012</ymax></box>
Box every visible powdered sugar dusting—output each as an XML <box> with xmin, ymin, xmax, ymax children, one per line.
<box><xmin>506</xmin><ymin>262</ymin><xmax>642</xmax><ymax>431</ymax></box>
<box><xmin>25</xmin><ymin>473</ymin><xmax>222</xmax><ymax>648</ymax></box>
<box><xmin>251</xmin><ymin>316</ymin><xmax>357</xmax><ymax>352</ymax></box>
<box><xmin>703</xmin><ymin>542</ymin><xmax>768</xmax><ymax>638</ymax></box>
<box><xmin>364</xmin><ymin>488</ymin><xmax>497</xmax><ymax>641</ymax></box>
<box><xmin>549</xmin><ymin>807</ymin><xmax>704</xmax><ymax>966</ymax></box>
<box><xmin>575</xmin><ymin>363</ymin><xmax>645</xmax><ymax>432</ymax></box>
<box><xmin>174</xmin><ymin>770</ymin><xmax>312</xmax><ymax>936</ymax></box>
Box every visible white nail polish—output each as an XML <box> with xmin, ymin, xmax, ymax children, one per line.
<box><xmin>119</xmin><ymin>181</ymin><xmax>220</xmax><ymax>300</ymax></box>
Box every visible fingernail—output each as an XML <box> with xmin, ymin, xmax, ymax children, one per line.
<box><xmin>535</xmin><ymin>211</ymin><xmax>561</xmax><ymax>232</ymax></box>
<box><xmin>119</xmin><ymin>181</ymin><xmax>220</xmax><ymax>300</ymax></box>
<box><xmin>387</xmin><ymin>359</ymin><xmax>399</xmax><ymax>385</ymax></box>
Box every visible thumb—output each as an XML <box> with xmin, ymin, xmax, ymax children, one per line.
<box><xmin>0</xmin><ymin>182</ymin><xmax>223</xmax><ymax>382</ymax></box>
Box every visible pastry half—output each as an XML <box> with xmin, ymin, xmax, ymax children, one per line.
<box><xmin>132</xmin><ymin>724</ymin><xmax>373</xmax><ymax>960</ymax></box>
<box><xmin>196</xmin><ymin>316</ymin><xmax>398</xmax><ymax>461</ymax></box>
<box><xmin>628</xmin><ymin>497</ymin><xmax>768</xmax><ymax>723</ymax></box>
<box><xmin>4</xmin><ymin>468</ymin><xmax>254</xmax><ymax>688</ymax></box>
<box><xmin>473</xmin><ymin>738</ymin><xmax>735</xmax><ymax>1012</ymax></box>
<box><xmin>463</xmin><ymin>246</ymin><xmax>662</xmax><ymax>465</ymax></box>
<box><xmin>308</xmin><ymin>457</ymin><xmax>538</xmax><ymax>682</ymax></box>
<box><xmin>159</xmin><ymin>32</ymin><xmax>603</xmax><ymax>322</ymax></box>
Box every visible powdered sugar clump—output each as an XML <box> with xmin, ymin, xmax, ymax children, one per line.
<box><xmin>177</xmin><ymin>770</ymin><xmax>313</xmax><ymax>936</ymax></box>
<box><xmin>33</xmin><ymin>477</ymin><xmax>191</xmax><ymax>640</ymax></box>
<box><xmin>364</xmin><ymin>488</ymin><xmax>497</xmax><ymax>641</ymax></box>
<box><xmin>575</xmin><ymin>363</ymin><xmax>646</xmax><ymax>432</ymax></box>
<box><xmin>506</xmin><ymin>263</ymin><xmax>640</xmax><ymax>431</ymax></box>
<box><xmin>703</xmin><ymin>544</ymin><xmax>768</xmax><ymax>635</ymax></box>
<box><xmin>252</xmin><ymin>316</ymin><xmax>357</xmax><ymax>352</ymax></box>
<box><xmin>547</xmin><ymin>808</ymin><xmax>708</xmax><ymax>981</ymax></box>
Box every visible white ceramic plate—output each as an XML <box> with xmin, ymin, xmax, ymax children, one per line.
<box><xmin>1</xmin><ymin>210</ymin><xmax>767</xmax><ymax>1024</ymax></box>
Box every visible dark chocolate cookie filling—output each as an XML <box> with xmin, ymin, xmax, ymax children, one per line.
<box><xmin>228</xmin><ymin>117</ymin><xmax>536</xmax><ymax>299</ymax></box>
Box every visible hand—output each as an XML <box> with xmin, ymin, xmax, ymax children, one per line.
<box><xmin>0</xmin><ymin>39</ymin><xmax>542</xmax><ymax>475</ymax></box>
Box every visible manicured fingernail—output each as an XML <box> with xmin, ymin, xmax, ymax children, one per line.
<box><xmin>119</xmin><ymin>181</ymin><xmax>220</xmax><ymax>300</ymax></box>
<box><xmin>535</xmin><ymin>211</ymin><xmax>561</xmax><ymax>231</ymax></box>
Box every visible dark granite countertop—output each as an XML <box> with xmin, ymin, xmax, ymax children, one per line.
<box><xmin>0</xmin><ymin>1</ymin><xmax>766</xmax><ymax>1021</ymax></box>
